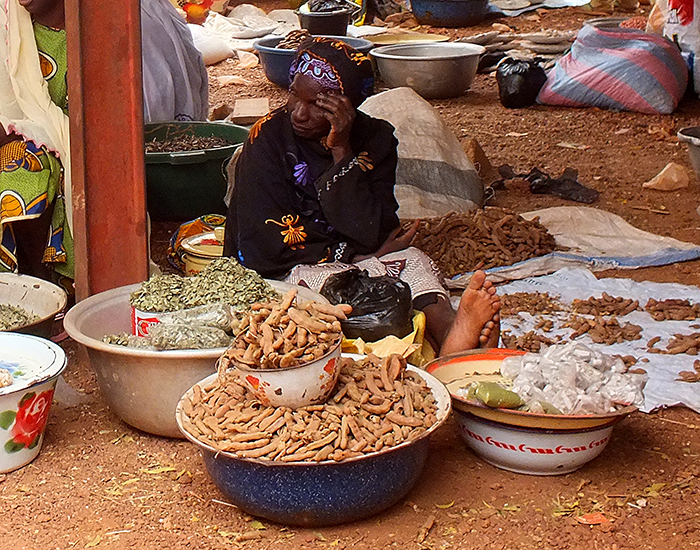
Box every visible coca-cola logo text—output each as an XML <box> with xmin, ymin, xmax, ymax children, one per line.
<box><xmin>461</xmin><ymin>426</ymin><xmax>608</xmax><ymax>455</ymax></box>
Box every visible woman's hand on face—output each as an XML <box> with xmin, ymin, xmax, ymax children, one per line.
<box><xmin>316</xmin><ymin>91</ymin><xmax>355</xmax><ymax>160</ymax></box>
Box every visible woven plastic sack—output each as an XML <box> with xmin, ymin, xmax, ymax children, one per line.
<box><xmin>537</xmin><ymin>24</ymin><xmax>688</xmax><ymax>115</ymax></box>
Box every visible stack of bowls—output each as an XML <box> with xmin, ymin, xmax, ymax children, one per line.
<box><xmin>426</xmin><ymin>348</ymin><xmax>636</xmax><ymax>475</ymax></box>
<box><xmin>172</xmin><ymin>284</ymin><xmax>451</xmax><ymax>527</ymax></box>
<box><xmin>176</xmin><ymin>358</ymin><xmax>451</xmax><ymax>526</ymax></box>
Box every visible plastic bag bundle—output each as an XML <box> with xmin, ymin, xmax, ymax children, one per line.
<box><xmin>496</xmin><ymin>58</ymin><xmax>548</xmax><ymax>109</ymax></box>
<box><xmin>537</xmin><ymin>24</ymin><xmax>688</xmax><ymax>115</ymax></box>
<box><xmin>320</xmin><ymin>269</ymin><xmax>413</xmax><ymax>342</ymax></box>
<box><xmin>500</xmin><ymin>341</ymin><xmax>647</xmax><ymax>415</ymax></box>
<box><xmin>148</xmin><ymin>324</ymin><xmax>232</xmax><ymax>350</ymax></box>
<box><xmin>156</xmin><ymin>302</ymin><xmax>234</xmax><ymax>332</ymax></box>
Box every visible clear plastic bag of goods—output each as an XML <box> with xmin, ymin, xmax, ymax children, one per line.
<box><xmin>148</xmin><ymin>323</ymin><xmax>232</xmax><ymax>350</ymax></box>
<box><xmin>155</xmin><ymin>302</ymin><xmax>234</xmax><ymax>332</ymax></box>
<box><xmin>500</xmin><ymin>341</ymin><xmax>647</xmax><ymax>415</ymax></box>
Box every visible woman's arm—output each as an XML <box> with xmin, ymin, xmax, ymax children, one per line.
<box><xmin>313</xmin><ymin>115</ymin><xmax>400</xmax><ymax>254</ymax></box>
<box><xmin>225</xmin><ymin>112</ymin><xmax>353</xmax><ymax>278</ymax></box>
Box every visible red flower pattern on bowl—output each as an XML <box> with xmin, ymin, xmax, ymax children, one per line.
<box><xmin>10</xmin><ymin>390</ymin><xmax>55</xmax><ymax>448</ymax></box>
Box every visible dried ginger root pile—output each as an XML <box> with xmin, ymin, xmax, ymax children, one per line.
<box><xmin>181</xmin><ymin>354</ymin><xmax>439</xmax><ymax>462</ymax></box>
<box><xmin>402</xmin><ymin>207</ymin><xmax>557</xmax><ymax>278</ymax></box>
<box><xmin>220</xmin><ymin>288</ymin><xmax>347</xmax><ymax>370</ymax></box>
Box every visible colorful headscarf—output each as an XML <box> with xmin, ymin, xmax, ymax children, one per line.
<box><xmin>289</xmin><ymin>37</ymin><xmax>374</xmax><ymax>108</ymax></box>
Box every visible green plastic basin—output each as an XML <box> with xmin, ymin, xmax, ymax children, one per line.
<box><xmin>145</xmin><ymin>121</ymin><xmax>249</xmax><ymax>221</ymax></box>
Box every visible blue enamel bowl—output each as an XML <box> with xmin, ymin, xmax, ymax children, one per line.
<box><xmin>176</xmin><ymin>366</ymin><xmax>451</xmax><ymax>526</ymax></box>
<box><xmin>254</xmin><ymin>35</ymin><xmax>374</xmax><ymax>89</ymax></box>
<box><xmin>410</xmin><ymin>0</ymin><xmax>501</xmax><ymax>27</ymax></box>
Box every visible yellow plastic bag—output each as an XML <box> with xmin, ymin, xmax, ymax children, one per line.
<box><xmin>341</xmin><ymin>310</ymin><xmax>436</xmax><ymax>367</ymax></box>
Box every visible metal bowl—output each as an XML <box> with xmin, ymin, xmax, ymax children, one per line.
<box><xmin>63</xmin><ymin>280</ymin><xmax>326</xmax><ymax>438</ymax></box>
<box><xmin>176</xmin><ymin>365</ymin><xmax>451</xmax><ymax>526</ymax></box>
<box><xmin>231</xmin><ymin>340</ymin><xmax>342</xmax><ymax>408</ymax></box>
<box><xmin>254</xmin><ymin>35</ymin><xmax>374</xmax><ymax>89</ymax></box>
<box><xmin>0</xmin><ymin>273</ymin><xmax>67</xmax><ymax>338</ymax></box>
<box><xmin>370</xmin><ymin>42</ymin><xmax>486</xmax><ymax>99</ymax></box>
<box><xmin>295</xmin><ymin>8</ymin><xmax>352</xmax><ymax>36</ymax></box>
<box><xmin>677</xmin><ymin>127</ymin><xmax>700</xmax><ymax>180</ymax></box>
<box><xmin>426</xmin><ymin>349</ymin><xmax>636</xmax><ymax>475</ymax></box>
<box><xmin>0</xmin><ymin>333</ymin><xmax>67</xmax><ymax>473</ymax></box>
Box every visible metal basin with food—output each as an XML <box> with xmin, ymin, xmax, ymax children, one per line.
<box><xmin>176</xmin><ymin>365</ymin><xmax>451</xmax><ymax>526</ymax></box>
<box><xmin>426</xmin><ymin>349</ymin><xmax>636</xmax><ymax>475</ymax></box>
<box><xmin>0</xmin><ymin>273</ymin><xmax>67</xmax><ymax>338</ymax></box>
<box><xmin>0</xmin><ymin>332</ymin><xmax>67</xmax><ymax>473</ymax></box>
<box><xmin>254</xmin><ymin>35</ymin><xmax>373</xmax><ymax>89</ymax></box>
<box><xmin>677</xmin><ymin>126</ymin><xmax>700</xmax><ymax>181</ymax></box>
<box><xmin>370</xmin><ymin>42</ymin><xmax>485</xmax><ymax>99</ymax></box>
<box><xmin>63</xmin><ymin>280</ymin><xmax>325</xmax><ymax>438</ymax></box>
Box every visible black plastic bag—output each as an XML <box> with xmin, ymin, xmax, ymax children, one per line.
<box><xmin>496</xmin><ymin>58</ymin><xmax>547</xmax><ymax>109</ymax></box>
<box><xmin>320</xmin><ymin>269</ymin><xmax>413</xmax><ymax>341</ymax></box>
<box><xmin>498</xmin><ymin>164</ymin><xmax>600</xmax><ymax>204</ymax></box>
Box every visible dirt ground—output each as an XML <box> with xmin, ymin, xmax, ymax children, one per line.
<box><xmin>4</xmin><ymin>3</ymin><xmax>700</xmax><ymax>549</ymax></box>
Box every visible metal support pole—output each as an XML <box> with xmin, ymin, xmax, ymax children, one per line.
<box><xmin>66</xmin><ymin>0</ymin><xmax>149</xmax><ymax>300</ymax></box>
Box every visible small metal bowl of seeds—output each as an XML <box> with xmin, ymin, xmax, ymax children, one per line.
<box><xmin>176</xmin><ymin>353</ymin><xmax>451</xmax><ymax>526</ymax></box>
<box><xmin>0</xmin><ymin>273</ymin><xmax>67</xmax><ymax>338</ymax></box>
<box><xmin>218</xmin><ymin>288</ymin><xmax>347</xmax><ymax>408</ymax></box>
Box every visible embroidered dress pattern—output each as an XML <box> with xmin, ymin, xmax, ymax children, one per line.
<box><xmin>266</xmin><ymin>214</ymin><xmax>307</xmax><ymax>249</ymax></box>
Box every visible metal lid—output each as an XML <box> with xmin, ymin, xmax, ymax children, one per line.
<box><xmin>181</xmin><ymin>227</ymin><xmax>225</xmax><ymax>259</ymax></box>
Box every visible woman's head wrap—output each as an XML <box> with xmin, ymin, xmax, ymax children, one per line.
<box><xmin>289</xmin><ymin>37</ymin><xmax>374</xmax><ymax>108</ymax></box>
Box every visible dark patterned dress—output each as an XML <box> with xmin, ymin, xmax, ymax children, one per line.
<box><xmin>224</xmin><ymin>107</ymin><xmax>400</xmax><ymax>279</ymax></box>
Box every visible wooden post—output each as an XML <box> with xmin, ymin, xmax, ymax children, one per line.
<box><xmin>65</xmin><ymin>0</ymin><xmax>149</xmax><ymax>300</ymax></box>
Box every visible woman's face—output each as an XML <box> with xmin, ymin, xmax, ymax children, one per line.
<box><xmin>288</xmin><ymin>73</ymin><xmax>332</xmax><ymax>140</ymax></box>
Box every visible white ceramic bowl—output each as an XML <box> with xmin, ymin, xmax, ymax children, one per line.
<box><xmin>0</xmin><ymin>333</ymin><xmax>67</xmax><ymax>473</ymax></box>
<box><xmin>64</xmin><ymin>280</ymin><xmax>326</xmax><ymax>438</ymax></box>
<box><xmin>226</xmin><ymin>340</ymin><xmax>342</xmax><ymax>408</ymax></box>
<box><xmin>370</xmin><ymin>42</ymin><xmax>486</xmax><ymax>99</ymax></box>
<box><xmin>426</xmin><ymin>349</ymin><xmax>636</xmax><ymax>475</ymax></box>
<box><xmin>0</xmin><ymin>273</ymin><xmax>67</xmax><ymax>338</ymax></box>
<box><xmin>454</xmin><ymin>410</ymin><xmax>617</xmax><ymax>475</ymax></box>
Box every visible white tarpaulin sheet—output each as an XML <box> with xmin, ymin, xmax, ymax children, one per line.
<box><xmin>450</xmin><ymin>206</ymin><xmax>700</xmax><ymax>287</ymax></box>
<box><xmin>495</xmin><ymin>267</ymin><xmax>700</xmax><ymax>414</ymax></box>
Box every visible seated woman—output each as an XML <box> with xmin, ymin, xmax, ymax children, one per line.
<box><xmin>0</xmin><ymin>0</ymin><xmax>208</xmax><ymax>285</ymax></box>
<box><xmin>224</xmin><ymin>37</ymin><xmax>499</xmax><ymax>355</ymax></box>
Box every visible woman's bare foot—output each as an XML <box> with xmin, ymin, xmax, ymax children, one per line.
<box><xmin>439</xmin><ymin>270</ymin><xmax>500</xmax><ymax>356</ymax></box>
<box><xmin>478</xmin><ymin>312</ymin><xmax>501</xmax><ymax>347</ymax></box>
